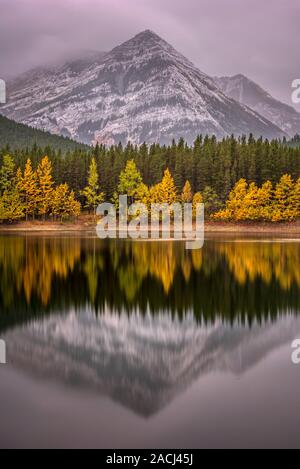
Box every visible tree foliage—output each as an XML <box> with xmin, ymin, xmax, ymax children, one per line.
<box><xmin>213</xmin><ymin>175</ymin><xmax>300</xmax><ymax>222</ymax></box>
<box><xmin>81</xmin><ymin>157</ymin><xmax>104</xmax><ymax>215</ymax></box>
<box><xmin>0</xmin><ymin>133</ymin><xmax>300</xmax><ymax>224</ymax></box>
<box><xmin>0</xmin><ymin>155</ymin><xmax>82</xmax><ymax>223</ymax></box>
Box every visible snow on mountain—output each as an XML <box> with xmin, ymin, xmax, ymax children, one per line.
<box><xmin>1</xmin><ymin>30</ymin><xmax>286</xmax><ymax>145</ymax></box>
<box><xmin>215</xmin><ymin>74</ymin><xmax>300</xmax><ymax>138</ymax></box>
<box><xmin>4</xmin><ymin>309</ymin><xmax>300</xmax><ymax>416</ymax></box>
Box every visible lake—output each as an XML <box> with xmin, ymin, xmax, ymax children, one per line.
<box><xmin>0</xmin><ymin>233</ymin><xmax>300</xmax><ymax>448</ymax></box>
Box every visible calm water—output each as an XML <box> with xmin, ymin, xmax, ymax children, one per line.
<box><xmin>0</xmin><ymin>233</ymin><xmax>300</xmax><ymax>448</ymax></box>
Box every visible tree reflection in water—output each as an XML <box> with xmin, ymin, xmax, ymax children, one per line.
<box><xmin>0</xmin><ymin>235</ymin><xmax>299</xmax><ymax>332</ymax></box>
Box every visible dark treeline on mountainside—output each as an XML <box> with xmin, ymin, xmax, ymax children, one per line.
<box><xmin>2</xmin><ymin>134</ymin><xmax>300</xmax><ymax>202</ymax></box>
<box><xmin>0</xmin><ymin>114</ymin><xmax>89</xmax><ymax>152</ymax></box>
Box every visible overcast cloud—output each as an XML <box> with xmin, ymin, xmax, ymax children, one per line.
<box><xmin>0</xmin><ymin>0</ymin><xmax>299</xmax><ymax>109</ymax></box>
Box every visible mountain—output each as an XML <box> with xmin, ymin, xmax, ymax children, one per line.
<box><xmin>4</xmin><ymin>310</ymin><xmax>300</xmax><ymax>416</ymax></box>
<box><xmin>215</xmin><ymin>74</ymin><xmax>300</xmax><ymax>138</ymax></box>
<box><xmin>1</xmin><ymin>30</ymin><xmax>286</xmax><ymax>145</ymax></box>
<box><xmin>0</xmin><ymin>114</ymin><xmax>90</xmax><ymax>151</ymax></box>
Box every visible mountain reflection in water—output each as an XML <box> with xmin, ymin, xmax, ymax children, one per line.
<box><xmin>0</xmin><ymin>234</ymin><xmax>300</xmax><ymax>421</ymax></box>
<box><xmin>4</xmin><ymin>310</ymin><xmax>300</xmax><ymax>416</ymax></box>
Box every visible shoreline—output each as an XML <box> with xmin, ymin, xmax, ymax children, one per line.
<box><xmin>0</xmin><ymin>218</ymin><xmax>299</xmax><ymax>235</ymax></box>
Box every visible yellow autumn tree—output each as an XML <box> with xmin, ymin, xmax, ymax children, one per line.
<box><xmin>213</xmin><ymin>175</ymin><xmax>299</xmax><ymax>222</ymax></box>
<box><xmin>256</xmin><ymin>180</ymin><xmax>273</xmax><ymax>220</ymax></box>
<box><xmin>160</xmin><ymin>168</ymin><xmax>177</xmax><ymax>204</ymax></box>
<box><xmin>17</xmin><ymin>159</ymin><xmax>38</xmax><ymax>220</ymax></box>
<box><xmin>134</xmin><ymin>182</ymin><xmax>150</xmax><ymax>207</ymax></box>
<box><xmin>81</xmin><ymin>158</ymin><xmax>104</xmax><ymax>216</ymax></box>
<box><xmin>243</xmin><ymin>182</ymin><xmax>259</xmax><ymax>220</ymax></box>
<box><xmin>146</xmin><ymin>169</ymin><xmax>178</xmax><ymax>224</ymax></box>
<box><xmin>213</xmin><ymin>179</ymin><xmax>264</xmax><ymax>221</ymax></box>
<box><xmin>192</xmin><ymin>192</ymin><xmax>203</xmax><ymax>218</ymax></box>
<box><xmin>149</xmin><ymin>168</ymin><xmax>177</xmax><ymax>205</ymax></box>
<box><xmin>51</xmin><ymin>183</ymin><xmax>81</xmax><ymax>221</ymax></box>
<box><xmin>36</xmin><ymin>156</ymin><xmax>54</xmax><ymax>220</ymax></box>
<box><xmin>117</xmin><ymin>159</ymin><xmax>143</xmax><ymax>203</ymax></box>
<box><xmin>291</xmin><ymin>177</ymin><xmax>300</xmax><ymax>219</ymax></box>
<box><xmin>213</xmin><ymin>179</ymin><xmax>248</xmax><ymax>221</ymax></box>
<box><xmin>68</xmin><ymin>191</ymin><xmax>81</xmax><ymax>219</ymax></box>
<box><xmin>272</xmin><ymin>174</ymin><xmax>296</xmax><ymax>222</ymax></box>
<box><xmin>148</xmin><ymin>183</ymin><xmax>161</xmax><ymax>204</ymax></box>
<box><xmin>181</xmin><ymin>180</ymin><xmax>193</xmax><ymax>203</ymax></box>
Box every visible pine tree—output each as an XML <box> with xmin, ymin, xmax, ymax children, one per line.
<box><xmin>0</xmin><ymin>154</ymin><xmax>15</xmax><ymax>194</ymax></box>
<box><xmin>202</xmin><ymin>186</ymin><xmax>222</xmax><ymax>216</ymax></box>
<box><xmin>81</xmin><ymin>157</ymin><xmax>104</xmax><ymax>216</ymax></box>
<box><xmin>0</xmin><ymin>154</ymin><xmax>24</xmax><ymax>222</ymax></box>
<box><xmin>1</xmin><ymin>136</ymin><xmax>300</xmax><ymax>225</ymax></box>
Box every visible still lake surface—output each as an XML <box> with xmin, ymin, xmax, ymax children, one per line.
<box><xmin>0</xmin><ymin>233</ymin><xmax>300</xmax><ymax>448</ymax></box>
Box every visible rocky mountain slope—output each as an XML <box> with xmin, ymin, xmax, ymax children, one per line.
<box><xmin>1</xmin><ymin>30</ymin><xmax>286</xmax><ymax>145</ymax></box>
<box><xmin>215</xmin><ymin>74</ymin><xmax>300</xmax><ymax>138</ymax></box>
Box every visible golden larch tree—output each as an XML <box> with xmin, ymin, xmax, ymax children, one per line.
<box><xmin>36</xmin><ymin>156</ymin><xmax>54</xmax><ymax>220</ymax></box>
<box><xmin>17</xmin><ymin>159</ymin><xmax>38</xmax><ymax>220</ymax></box>
<box><xmin>181</xmin><ymin>180</ymin><xmax>193</xmax><ymax>203</ymax></box>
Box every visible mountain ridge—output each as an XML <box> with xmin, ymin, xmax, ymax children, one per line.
<box><xmin>1</xmin><ymin>30</ymin><xmax>287</xmax><ymax>145</ymax></box>
<box><xmin>215</xmin><ymin>74</ymin><xmax>300</xmax><ymax>137</ymax></box>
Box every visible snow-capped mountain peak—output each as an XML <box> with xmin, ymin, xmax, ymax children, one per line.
<box><xmin>1</xmin><ymin>31</ymin><xmax>286</xmax><ymax>145</ymax></box>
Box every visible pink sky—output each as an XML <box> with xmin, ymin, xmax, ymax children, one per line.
<box><xmin>0</xmin><ymin>0</ymin><xmax>299</xmax><ymax>109</ymax></box>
